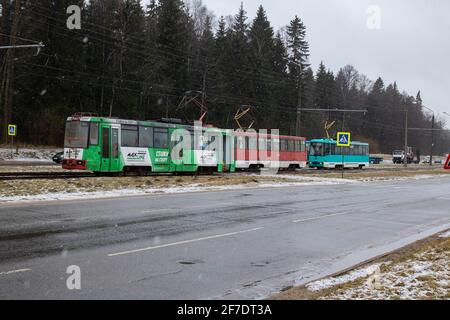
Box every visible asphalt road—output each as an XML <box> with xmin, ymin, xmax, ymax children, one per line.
<box><xmin>0</xmin><ymin>176</ymin><xmax>449</xmax><ymax>299</ymax></box>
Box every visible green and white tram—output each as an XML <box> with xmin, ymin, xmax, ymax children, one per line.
<box><xmin>63</xmin><ymin>114</ymin><xmax>235</xmax><ymax>174</ymax></box>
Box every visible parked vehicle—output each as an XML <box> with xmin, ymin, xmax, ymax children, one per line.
<box><xmin>369</xmin><ymin>156</ymin><xmax>384</xmax><ymax>164</ymax></box>
<box><xmin>393</xmin><ymin>148</ymin><xmax>415</xmax><ymax>164</ymax></box>
<box><xmin>52</xmin><ymin>152</ymin><xmax>64</xmax><ymax>164</ymax></box>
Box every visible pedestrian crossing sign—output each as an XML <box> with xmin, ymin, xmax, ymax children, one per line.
<box><xmin>8</xmin><ymin>125</ymin><xmax>17</xmax><ymax>136</ymax></box>
<box><xmin>337</xmin><ymin>132</ymin><xmax>351</xmax><ymax>147</ymax></box>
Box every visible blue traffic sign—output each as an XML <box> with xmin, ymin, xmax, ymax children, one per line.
<box><xmin>8</xmin><ymin>125</ymin><xmax>17</xmax><ymax>136</ymax></box>
<box><xmin>337</xmin><ymin>132</ymin><xmax>351</xmax><ymax>146</ymax></box>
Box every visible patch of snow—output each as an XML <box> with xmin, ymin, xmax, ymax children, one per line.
<box><xmin>319</xmin><ymin>244</ymin><xmax>449</xmax><ymax>300</ymax></box>
<box><xmin>306</xmin><ymin>263</ymin><xmax>386</xmax><ymax>292</ymax></box>
<box><xmin>0</xmin><ymin>178</ymin><xmax>356</xmax><ymax>204</ymax></box>
<box><xmin>358</xmin><ymin>174</ymin><xmax>450</xmax><ymax>182</ymax></box>
<box><xmin>439</xmin><ymin>230</ymin><xmax>450</xmax><ymax>238</ymax></box>
<box><xmin>0</xmin><ymin>148</ymin><xmax>60</xmax><ymax>161</ymax></box>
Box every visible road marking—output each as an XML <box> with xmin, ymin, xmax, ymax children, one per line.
<box><xmin>0</xmin><ymin>268</ymin><xmax>32</xmax><ymax>277</ymax></box>
<box><xmin>108</xmin><ymin>227</ymin><xmax>264</xmax><ymax>257</ymax></box>
<box><xmin>293</xmin><ymin>212</ymin><xmax>355</xmax><ymax>223</ymax></box>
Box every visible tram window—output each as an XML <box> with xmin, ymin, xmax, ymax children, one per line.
<box><xmin>64</xmin><ymin>121</ymin><xmax>89</xmax><ymax>148</ymax></box>
<box><xmin>237</xmin><ymin>137</ymin><xmax>245</xmax><ymax>150</ymax></box>
<box><xmin>245</xmin><ymin>136</ymin><xmax>250</xmax><ymax>150</ymax></box>
<box><xmin>294</xmin><ymin>141</ymin><xmax>300</xmax><ymax>152</ymax></box>
<box><xmin>330</xmin><ymin>144</ymin><xmax>335</xmax><ymax>155</ymax></box>
<box><xmin>300</xmin><ymin>141</ymin><xmax>306</xmax><ymax>152</ymax></box>
<box><xmin>324</xmin><ymin>143</ymin><xmax>331</xmax><ymax>155</ymax></box>
<box><xmin>154</xmin><ymin>128</ymin><xmax>168</xmax><ymax>149</ymax></box>
<box><xmin>259</xmin><ymin>138</ymin><xmax>267</xmax><ymax>151</ymax></box>
<box><xmin>249</xmin><ymin>136</ymin><xmax>257</xmax><ymax>149</ymax></box>
<box><xmin>267</xmin><ymin>139</ymin><xmax>272</xmax><ymax>151</ymax></box>
<box><xmin>112</xmin><ymin>128</ymin><xmax>119</xmax><ymax>158</ymax></box>
<box><xmin>139</xmin><ymin>126</ymin><xmax>153</xmax><ymax>148</ymax></box>
<box><xmin>188</xmin><ymin>131</ymin><xmax>195</xmax><ymax>149</ymax></box>
<box><xmin>205</xmin><ymin>135</ymin><xmax>217</xmax><ymax>151</ymax></box>
<box><xmin>288</xmin><ymin>140</ymin><xmax>294</xmax><ymax>152</ymax></box>
<box><xmin>309</xmin><ymin>143</ymin><xmax>323</xmax><ymax>156</ymax></box>
<box><xmin>280</xmin><ymin>140</ymin><xmax>287</xmax><ymax>151</ymax></box>
<box><xmin>89</xmin><ymin>123</ymin><xmax>99</xmax><ymax>145</ymax></box>
<box><xmin>121</xmin><ymin>125</ymin><xmax>138</xmax><ymax>147</ymax></box>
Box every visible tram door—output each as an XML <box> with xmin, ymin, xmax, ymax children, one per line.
<box><xmin>100</xmin><ymin>125</ymin><xmax>120</xmax><ymax>172</ymax></box>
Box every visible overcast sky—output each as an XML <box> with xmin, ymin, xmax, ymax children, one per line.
<box><xmin>191</xmin><ymin>0</ymin><xmax>449</xmax><ymax>121</ymax></box>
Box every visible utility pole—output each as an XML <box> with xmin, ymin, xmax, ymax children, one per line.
<box><xmin>1</xmin><ymin>0</ymin><xmax>21</xmax><ymax>144</ymax></box>
<box><xmin>295</xmin><ymin>63</ymin><xmax>303</xmax><ymax>137</ymax></box>
<box><xmin>342</xmin><ymin>111</ymin><xmax>346</xmax><ymax>130</ymax></box>
<box><xmin>430</xmin><ymin>114</ymin><xmax>435</xmax><ymax>166</ymax></box>
<box><xmin>404</xmin><ymin>108</ymin><xmax>409</xmax><ymax>167</ymax></box>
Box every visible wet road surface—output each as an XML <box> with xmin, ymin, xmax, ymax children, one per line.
<box><xmin>0</xmin><ymin>176</ymin><xmax>449</xmax><ymax>299</ymax></box>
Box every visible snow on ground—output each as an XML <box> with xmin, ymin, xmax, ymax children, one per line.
<box><xmin>0</xmin><ymin>177</ymin><xmax>358</xmax><ymax>203</ymax></box>
<box><xmin>358</xmin><ymin>174</ymin><xmax>450</xmax><ymax>182</ymax></box>
<box><xmin>439</xmin><ymin>230</ymin><xmax>450</xmax><ymax>238</ymax></box>
<box><xmin>0</xmin><ymin>147</ymin><xmax>60</xmax><ymax>161</ymax></box>
<box><xmin>0</xmin><ymin>171</ymin><xmax>448</xmax><ymax>204</ymax></box>
<box><xmin>306</xmin><ymin>263</ymin><xmax>387</xmax><ymax>292</ymax></box>
<box><xmin>306</xmin><ymin>231</ymin><xmax>450</xmax><ymax>300</ymax></box>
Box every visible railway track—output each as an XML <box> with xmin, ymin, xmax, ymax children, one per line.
<box><xmin>0</xmin><ymin>172</ymin><xmax>96</xmax><ymax>181</ymax></box>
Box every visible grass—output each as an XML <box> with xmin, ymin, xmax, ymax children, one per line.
<box><xmin>0</xmin><ymin>164</ymin><xmax>449</xmax><ymax>199</ymax></box>
<box><xmin>0</xmin><ymin>174</ymin><xmax>300</xmax><ymax>198</ymax></box>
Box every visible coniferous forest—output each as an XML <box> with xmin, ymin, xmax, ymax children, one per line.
<box><xmin>1</xmin><ymin>0</ymin><xmax>449</xmax><ymax>154</ymax></box>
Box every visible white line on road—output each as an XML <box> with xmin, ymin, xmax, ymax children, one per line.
<box><xmin>108</xmin><ymin>227</ymin><xmax>264</xmax><ymax>257</ymax></box>
<box><xmin>293</xmin><ymin>212</ymin><xmax>355</xmax><ymax>223</ymax></box>
<box><xmin>0</xmin><ymin>268</ymin><xmax>32</xmax><ymax>277</ymax></box>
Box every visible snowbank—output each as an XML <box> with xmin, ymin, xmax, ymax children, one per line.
<box><xmin>0</xmin><ymin>147</ymin><xmax>60</xmax><ymax>161</ymax></box>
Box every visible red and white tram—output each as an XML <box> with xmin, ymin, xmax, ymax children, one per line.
<box><xmin>234</xmin><ymin>131</ymin><xmax>307</xmax><ymax>170</ymax></box>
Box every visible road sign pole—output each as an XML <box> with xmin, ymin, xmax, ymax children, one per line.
<box><xmin>8</xmin><ymin>125</ymin><xmax>17</xmax><ymax>157</ymax></box>
<box><xmin>337</xmin><ymin>132</ymin><xmax>351</xmax><ymax>179</ymax></box>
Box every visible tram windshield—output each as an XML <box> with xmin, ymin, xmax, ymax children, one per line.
<box><xmin>309</xmin><ymin>142</ymin><xmax>324</xmax><ymax>156</ymax></box>
<box><xmin>64</xmin><ymin>121</ymin><xmax>89</xmax><ymax>148</ymax></box>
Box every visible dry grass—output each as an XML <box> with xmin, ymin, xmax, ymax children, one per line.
<box><xmin>0</xmin><ymin>174</ymin><xmax>300</xmax><ymax>198</ymax></box>
<box><xmin>0</xmin><ymin>164</ymin><xmax>449</xmax><ymax>198</ymax></box>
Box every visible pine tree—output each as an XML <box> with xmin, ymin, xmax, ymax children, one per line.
<box><xmin>156</xmin><ymin>0</ymin><xmax>190</xmax><ymax>116</ymax></box>
<box><xmin>248</xmin><ymin>5</ymin><xmax>278</xmax><ymax>128</ymax></box>
<box><xmin>228</xmin><ymin>3</ymin><xmax>250</xmax><ymax>102</ymax></box>
<box><xmin>286</xmin><ymin>15</ymin><xmax>309</xmax><ymax>135</ymax></box>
